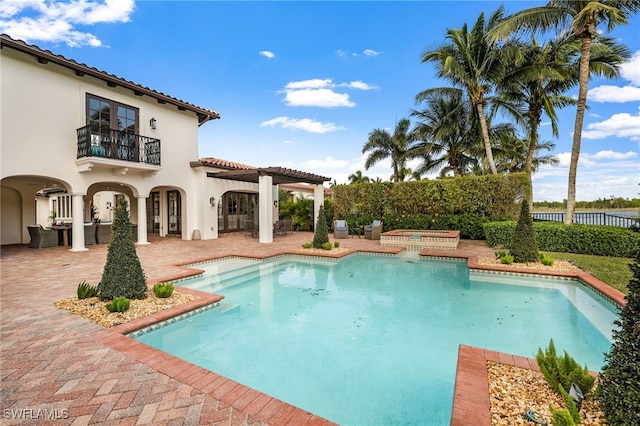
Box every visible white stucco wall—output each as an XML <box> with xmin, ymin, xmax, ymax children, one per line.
<box><xmin>1</xmin><ymin>46</ymin><xmax>206</xmax><ymax>244</ymax></box>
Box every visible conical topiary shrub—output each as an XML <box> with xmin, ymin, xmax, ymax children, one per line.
<box><xmin>510</xmin><ymin>198</ymin><xmax>538</xmax><ymax>263</ymax></box>
<box><xmin>312</xmin><ymin>205</ymin><xmax>330</xmax><ymax>249</ymax></box>
<box><xmin>97</xmin><ymin>198</ymin><xmax>147</xmax><ymax>300</ymax></box>
<box><xmin>597</xmin><ymin>246</ymin><xmax>640</xmax><ymax>424</ymax></box>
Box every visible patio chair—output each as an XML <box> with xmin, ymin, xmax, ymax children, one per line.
<box><xmin>96</xmin><ymin>223</ymin><xmax>112</xmax><ymax>244</ymax></box>
<box><xmin>27</xmin><ymin>225</ymin><xmax>59</xmax><ymax>248</ymax></box>
<box><xmin>273</xmin><ymin>220</ymin><xmax>287</xmax><ymax>237</ymax></box>
<box><xmin>364</xmin><ymin>220</ymin><xmax>383</xmax><ymax>240</ymax></box>
<box><xmin>334</xmin><ymin>220</ymin><xmax>349</xmax><ymax>239</ymax></box>
<box><xmin>84</xmin><ymin>223</ymin><xmax>97</xmax><ymax>245</ymax></box>
<box><xmin>244</xmin><ymin>220</ymin><xmax>258</xmax><ymax>239</ymax></box>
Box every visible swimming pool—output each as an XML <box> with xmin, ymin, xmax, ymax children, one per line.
<box><xmin>133</xmin><ymin>253</ymin><xmax>618</xmax><ymax>425</ymax></box>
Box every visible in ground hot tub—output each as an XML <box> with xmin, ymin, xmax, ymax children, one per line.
<box><xmin>380</xmin><ymin>229</ymin><xmax>460</xmax><ymax>250</ymax></box>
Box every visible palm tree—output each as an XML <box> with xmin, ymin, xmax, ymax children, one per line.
<box><xmin>411</xmin><ymin>90</ymin><xmax>478</xmax><ymax>177</ymax></box>
<box><xmin>488</xmin><ymin>0</ymin><xmax>638</xmax><ymax>223</ymax></box>
<box><xmin>347</xmin><ymin>170</ymin><xmax>370</xmax><ymax>184</ymax></box>
<box><xmin>495</xmin><ymin>34</ymin><xmax>577</xmax><ymax>207</ymax></box>
<box><xmin>492</xmin><ymin>136</ymin><xmax>559</xmax><ymax>174</ymax></box>
<box><xmin>420</xmin><ymin>7</ymin><xmax>509</xmax><ymax>175</ymax></box>
<box><xmin>362</xmin><ymin>118</ymin><xmax>416</xmax><ymax>183</ymax></box>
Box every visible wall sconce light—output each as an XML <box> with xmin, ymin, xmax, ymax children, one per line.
<box><xmin>273</xmin><ymin>200</ymin><xmax>278</xmax><ymax>208</ymax></box>
<box><xmin>149</xmin><ymin>117</ymin><xmax>157</xmax><ymax>130</ymax></box>
<box><xmin>209</xmin><ymin>196</ymin><xmax>216</xmax><ymax>206</ymax></box>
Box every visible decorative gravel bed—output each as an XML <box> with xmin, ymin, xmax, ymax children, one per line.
<box><xmin>478</xmin><ymin>256</ymin><xmax>580</xmax><ymax>273</ymax></box>
<box><xmin>54</xmin><ymin>290</ymin><xmax>198</xmax><ymax>328</ymax></box>
<box><xmin>488</xmin><ymin>361</ymin><xmax>607</xmax><ymax>425</ymax></box>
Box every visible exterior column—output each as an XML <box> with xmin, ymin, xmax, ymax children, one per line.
<box><xmin>136</xmin><ymin>196</ymin><xmax>149</xmax><ymax>245</ymax></box>
<box><xmin>314</xmin><ymin>184</ymin><xmax>325</xmax><ymax>229</ymax></box>
<box><xmin>70</xmin><ymin>193</ymin><xmax>88</xmax><ymax>252</ymax></box>
<box><xmin>258</xmin><ymin>174</ymin><xmax>273</xmax><ymax>243</ymax></box>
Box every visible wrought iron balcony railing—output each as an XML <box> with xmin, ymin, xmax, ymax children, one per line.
<box><xmin>76</xmin><ymin>125</ymin><xmax>161</xmax><ymax>166</ymax></box>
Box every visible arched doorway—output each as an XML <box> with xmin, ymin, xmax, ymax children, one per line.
<box><xmin>217</xmin><ymin>191</ymin><xmax>258</xmax><ymax>234</ymax></box>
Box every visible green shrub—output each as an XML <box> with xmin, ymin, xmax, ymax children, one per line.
<box><xmin>153</xmin><ymin>282</ymin><xmax>174</xmax><ymax>298</ymax></box>
<box><xmin>105</xmin><ymin>296</ymin><xmax>130</xmax><ymax>313</ymax></box>
<box><xmin>334</xmin><ymin>241</ymin><xmax>340</xmax><ymax>248</ymax></box>
<box><xmin>322</xmin><ymin>242</ymin><xmax>332</xmax><ymax>250</ymax></box>
<box><xmin>550</xmin><ymin>406</ymin><xmax>577</xmax><ymax>426</ymax></box>
<box><xmin>302</xmin><ymin>242</ymin><xmax>312</xmax><ymax>249</ymax></box>
<box><xmin>536</xmin><ymin>339</ymin><xmax>595</xmax><ymax>398</ymax></box>
<box><xmin>312</xmin><ymin>206</ymin><xmax>330</xmax><ymax>249</ymax></box>
<box><xmin>559</xmin><ymin>385</ymin><xmax>581</xmax><ymax>424</ymax></box>
<box><xmin>97</xmin><ymin>198</ymin><xmax>147</xmax><ymax>300</ymax></box>
<box><xmin>484</xmin><ymin>221</ymin><xmax>640</xmax><ymax>258</ymax></box>
<box><xmin>540</xmin><ymin>253</ymin><xmax>555</xmax><ymax>266</ymax></box>
<box><xmin>77</xmin><ymin>280</ymin><xmax>98</xmax><ymax>299</ymax></box>
<box><xmin>597</xmin><ymin>246</ymin><xmax>640</xmax><ymax>425</ymax></box>
<box><xmin>500</xmin><ymin>254</ymin><xmax>514</xmax><ymax>264</ymax></box>
<box><xmin>510</xmin><ymin>199</ymin><xmax>538</xmax><ymax>263</ymax></box>
<box><xmin>495</xmin><ymin>249</ymin><xmax>510</xmax><ymax>258</ymax></box>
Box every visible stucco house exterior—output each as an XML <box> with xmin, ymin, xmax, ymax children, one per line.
<box><xmin>1</xmin><ymin>34</ymin><xmax>329</xmax><ymax>251</ymax></box>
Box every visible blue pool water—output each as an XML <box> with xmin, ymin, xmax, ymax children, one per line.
<box><xmin>134</xmin><ymin>254</ymin><xmax>618</xmax><ymax>425</ymax></box>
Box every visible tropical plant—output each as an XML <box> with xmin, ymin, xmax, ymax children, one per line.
<box><xmin>347</xmin><ymin>170</ymin><xmax>371</xmax><ymax>184</ymax></box>
<box><xmin>97</xmin><ymin>198</ymin><xmax>147</xmax><ymax>301</ymax></box>
<box><xmin>412</xmin><ymin>90</ymin><xmax>478</xmax><ymax>177</ymax></box>
<box><xmin>421</xmin><ymin>7</ymin><xmax>511</xmax><ymax>175</ymax></box>
<box><xmin>77</xmin><ymin>281</ymin><xmax>98</xmax><ymax>299</ymax></box>
<box><xmin>488</xmin><ymin>0</ymin><xmax>637</xmax><ymax>224</ymax></box>
<box><xmin>362</xmin><ymin>118</ymin><xmax>417</xmax><ymax>183</ymax></box>
<box><xmin>105</xmin><ymin>296</ymin><xmax>130</xmax><ymax>313</ymax></box>
<box><xmin>153</xmin><ymin>282</ymin><xmax>174</xmax><ymax>298</ymax></box>
<box><xmin>597</xmin><ymin>245</ymin><xmax>640</xmax><ymax>425</ymax></box>
<box><xmin>492</xmin><ymin>35</ymin><xmax>575</xmax><ymax>207</ymax></box>
<box><xmin>312</xmin><ymin>205</ymin><xmax>330</xmax><ymax>248</ymax></box>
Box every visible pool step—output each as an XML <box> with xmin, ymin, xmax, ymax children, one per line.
<box><xmin>218</xmin><ymin>300</ymin><xmax>240</xmax><ymax>313</ymax></box>
<box><xmin>183</xmin><ymin>261</ymin><xmax>291</xmax><ymax>292</ymax></box>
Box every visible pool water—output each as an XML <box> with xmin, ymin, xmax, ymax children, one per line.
<box><xmin>134</xmin><ymin>254</ymin><xmax>618</xmax><ymax>425</ymax></box>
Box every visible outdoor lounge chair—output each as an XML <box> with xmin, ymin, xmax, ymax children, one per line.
<box><xmin>273</xmin><ymin>220</ymin><xmax>287</xmax><ymax>237</ymax></box>
<box><xmin>27</xmin><ymin>225</ymin><xmax>59</xmax><ymax>248</ymax></box>
<box><xmin>334</xmin><ymin>220</ymin><xmax>349</xmax><ymax>239</ymax></box>
<box><xmin>244</xmin><ymin>220</ymin><xmax>258</xmax><ymax>239</ymax></box>
<box><xmin>364</xmin><ymin>220</ymin><xmax>383</xmax><ymax>240</ymax></box>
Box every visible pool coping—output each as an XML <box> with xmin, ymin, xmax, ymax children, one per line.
<box><xmin>96</xmin><ymin>249</ymin><xmax>626</xmax><ymax>426</ymax></box>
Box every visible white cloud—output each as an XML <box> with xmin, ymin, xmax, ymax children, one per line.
<box><xmin>259</xmin><ymin>116</ymin><xmax>344</xmax><ymax>134</ymax></box>
<box><xmin>339</xmin><ymin>81</ymin><xmax>378</xmax><ymax>90</ymax></box>
<box><xmin>285</xmin><ymin>79</ymin><xmax>332</xmax><ymax>90</ymax></box>
<box><xmin>591</xmin><ymin>150</ymin><xmax>637</xmax><ymax>160</ymax></box>
<box><xmin>621</xmin><ymin>51</ymin><xmax>640</xmax><ymax>86</ymax></box>
<box><xmin>259</xmin><ymin>50</ymin><xmax>275</xmax><ymax>59</ymax></box>
<box><xmin>363</xmin><ymin>49</ymin><xmax>382</xmax><ymax>57</ymax></box>
<box><xmin>303</xmin><ymin>156</ymin><xmax>351</xmax><ymax>169</ymax></box>
<box><xmin>280</xmin><ymin>78</ymin><xmax>376</xmax><ymax>108</ymax></box>
<box><xmin>0</xmin><ymin>0</ymin><xmax>134</xmax><ymax>47</ymax></box>
<box><xmin>587</xmin><ymin>85</ymin><xmax>640</xmax><ymax>102</ymax></box>
<box><xmin>582</xmin><ymin>111</ymin><xmax>640</xmax><ymax>140</ymax></box>
<box><xmin>284</xmin><ymin>88</ymin><xmax>355</xmax><ymax>107</ymax></box>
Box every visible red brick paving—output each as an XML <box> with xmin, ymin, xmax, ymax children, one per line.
<box><xmin>1</xmin><ymin>233</ymin><xmax>623</xmax><ymax>425</ymax></box>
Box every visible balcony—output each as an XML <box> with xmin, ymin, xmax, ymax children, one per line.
<box><xmin>76</xmin><ymin>125</ymin><xmax>161</xmax><ymax>175</ymax></box>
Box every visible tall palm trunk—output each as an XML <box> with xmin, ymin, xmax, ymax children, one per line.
<box><xmin>565</xmin><ymin>34</ymin><xmax>592</xmax><ymax>225</ymax></box>
<box><xmin>476</xmin><ymin>103</ymin><xmax>498</xmax><ymax>174</ymax></box>
<box><xmin>525</xmin><ymin>107</ymin><xmax>542</xmax><ymax>212</ymax></box>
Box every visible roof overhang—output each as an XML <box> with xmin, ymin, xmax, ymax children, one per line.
<box><xmin>207</xmin><ymin>167</ymin><xmax>330</xmax><ymax>185</ymax></box>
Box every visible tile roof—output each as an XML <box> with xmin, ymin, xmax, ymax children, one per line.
<box><xmin>1</xmin><ymin>34</ymin><xmax>220</xmax><ymax>126</ymax></box>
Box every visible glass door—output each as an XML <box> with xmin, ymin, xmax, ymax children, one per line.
<box><xmin>167</xmin><ymin>190</ymin><xmax>181</xmax><ymax>235</ymax></box>
<box><xmin>147</xmin><ymin>192</ymin><xmax>160</xmax><ymax>234</ymax></box>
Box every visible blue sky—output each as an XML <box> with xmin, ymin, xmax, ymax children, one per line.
<box><xmin>2</xmin><ymin>0</ymin><xmax>638</xmax><ymax>202</ymax></box>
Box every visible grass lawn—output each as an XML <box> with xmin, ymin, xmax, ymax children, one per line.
<box><xmin>543</xmin><ymin>251</ymin><xmax>633</xmax><ymax>295</ymax></box>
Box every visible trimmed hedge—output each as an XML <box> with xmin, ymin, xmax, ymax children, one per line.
<box><xmin>332</xmin><ymin>173</ymin><xmax>529</xmax><ymax>220</ymax></box>
<box><xmin>484</xmin><ymin>221</ymin><xmax>640</xmax><ymax>257</ymax></box>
